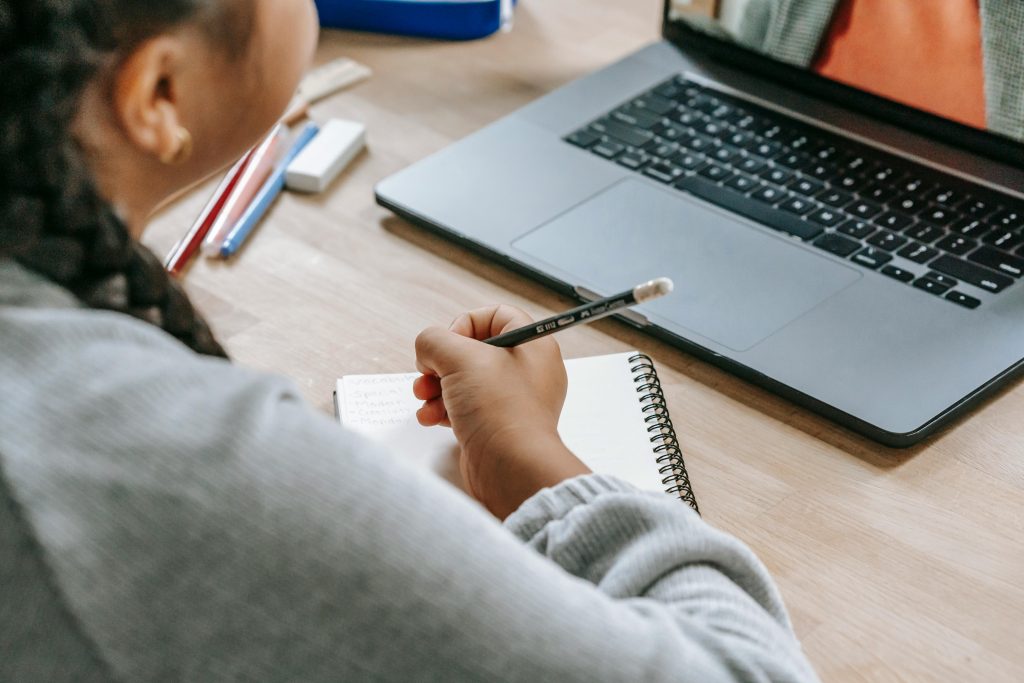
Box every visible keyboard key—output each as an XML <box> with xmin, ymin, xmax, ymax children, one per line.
<box><xmin>867</xmin><ymin>230</ymin><xmax>908</xmax><ymax>252</ymax></box>
<box><xmin>652</xmin><ymin>121</ymin><xmax>688</xmax><ymax>141</ymax></box>
<box><xmin>913</xmin><ymin>277</ymin><xmax>952</xmax><ymax>296</ymax></box>
<box><xmin>567</xmin><ymin>129</ymin><xmax>600</xmax><ymax>148</ymax></box>
<box><xmin>935</xmin><ymin>234</ymin><xmax>976</xmax><ymax>256</ymax></box>
<box><xmin>613</xmin><ymin>108</ymin><xmax>661</xmax><ymax>130</ymax></box>
<box><xmin>950</xmin><ymin>218</ymin><xmax>990</xmax><ymax>238</ymax></box>
<box><xmin>983</xmin><ymin>230</ymin><xmax>1024</xmax><ymax>251</ymax></box>
<box><xmin>927</xmin><ymin>187</ymin><xmax>963</xmax><ymax>207</ymax></box>
<box><xmin>945</xmin><ymin>291</ymin><xmax>981</xmax><ymax>309</ymax></box>
<box><xmin>699</xmin><ymin>120</ymin><xmax>727</xmax><ymax>137</ymax></box>
<box><xmin>643</xmin><ymin>162</ymin><xmax>684</xmax><ymax>184</ymax></box>
<box><xmin>875</xmin><ymin>211</ymin><xmax>915</xmax><ymax>231</ymax></box>
<box><xmin>880</xmin><ymin>265</ymin><xmax>915</xmax><ymax>283</ymax></box>
<box><xmin>750</xmin><ymin>184</ymin><xmax>787</xmax><ymax>205</ymax></box>
<box><xmin>713</xmin><ymin>105</ymin><xmax>744</xmax><ymax>123</ymax></box>
<box><xmin>926</xmin><ymin>272</ymin><xmax>959</xmax><ymax>288</ymax></box>
<box><xmin>843</xmin><ymin>155</ymin><xmax>870</xmax><ymax>173</ymax></box>
<box><xmin>920</xmin><ymin>206</ymin><xmax>957</xmax><ymax>226</ymax></box>
<box><xmin>649</xmin><ymin>141</ymin><xmax>680</xmax><ymax>159</ymax></box>
<box><xmin>808</xmin><ymin>208</ymin><xmax>844</xmax><ymax>227</ymax></box>
<box><xmin>931</xmin><ymin>255</ymin><xmax>1014</xmax><ymax>293</ymax></box>
<box><xmin>725</xmin><ymin>130</ymin><xmax>756</xmax><ymax>148</ymax></box>
<box><xmin>736</xmin><ymin>155</ymin><xmax>768</xmax><ymax>174</ymax></box>
<box><xmin>592</xmin><ymin>140</ymin><xmax>625</xmax><ymax>159</ymax></box>
<box><xmin>851</xmin><ymin>247</ymin><xmax>893</xmax><ymax>269</ymax></box>
<box><xmin>633</xmin><ymin>95</ymin><xmax>676</xmax><ymax>116</ymax></box>
<box><xmin>905</xmin><ymin>223</ymin><xmax>943</xmax><ymax>244</ymax></box>
<box><xmin>806</xmin><ymin>164</ymin><xmax>840</xmax><ymax>181</ymax></box>
<box><xmin>775</xmin><ymin>151</ymin><xmax>814</xmax><ymax>171</ymax></box>
<box><xmin>835</xmin><ymin>174</ymin><xmax>870</xmax><ymax>192</ymax></box>
<box><xmin>958</xmin><ymin>198</ymin><xmax>998</xmax><ymax>219</ymax></box>
<box><xmin>698</xmin><ymin>163</ymin><xmax>732</xmax><ymax>182</ymax></box>
<box><xmin>710</xmin><ymin>144</ymin><xmax>742</xmax><ymax>164</ymax></box>
<box><xmin>893</xmin><ymin>195</ymin><xmax>926</xmax><ymax>214</ymax></box>
<box><xmin>789</xmin><ymin>135</ymin><xmax>815</xmax><ymax>151</ymax></box>
<box><xmin>862</xmin><ymin>183</ymin><xmax>898</xmax><ymax>204</ymax></box>
<box><xmin>967</xmin><ymin>246</ymin><xmax>1024</xmax><ymax>278</ymax></box>
<box><xmin>594</xmin><ymin>120</ymin><xmax>653</xmax><ymax>148</ymax></box>
<box><xmin>837</xmin><ymin>219</ymin><xmax>874</xmax><ymax>239</ymax></box>
<box><xmin>724</xmin><ymin>173</ymin><xmax>760</xmax><ymax>193</ymax></box>
<box><xmin>751</xmin><ymin>140</ymin><xmax>783</xmax><ymax>158</ymax></box>
<box><xmin>759</xmin><ymin>166</ymin><xmax>794</xmax><ymax>186</ymax></box>
<box><xmin>654</xmin><ymin>80</ymin><xmax>684</xmax><ymax>99</ymax></box>
<box><xmin>711</xmin><ymin>104</ymin><xmax>741</xmax><ymax>122</ymax></box>
<box><xmin>898</xmin><ymin>242</ymin><xmax>940</xmax><ymax>264</ymax></box>
<box><xmin>675</xmin><ymin>175</ymin><xmax>823</xmax><ymax>241</ymax></box>
<box><xmin>870</xmin><ymin>165</ymin><xmax>903</xmax><ymax>183</ymax></box>
<box><xmin>689</xmin><ymin>95</ymin><xmax>721</xmax><ymax>114</ymax></box>
<box><xmin>788</xmin><ymin>177</ymin><xmax>826</xmax><ymax>197</ymax></box>
<box><xmin>849</xmin><ymin>199</ymin><xmax>883</xmax><ymax>219</ymax></box>
<box><xmin>989</xmin><ymin>209</ymin><xmax>1024</xmax><ymax>230</ymax></box>
<box><xmin>683</xmin><ymin>133</ymin><xmax>716</xmax><ymax>153</ymax></box>
<box><xmin>900</xmin><ymin>177</ymin><xmax>933</xmax><ymax>194</ymax></box>
<box><xmin>735</xmin><ymin>114</ymin><xmax>757</xmax><ymax>130</ymax></box>
<box><xmin>817</xmin><ymin>188</ymin><xmax>855</xmax><ymax>209</ymax></box>
<box><xmin>674</xmin><ymin>151</ymin><xmax>708</xmax><ymax>171</ymax></box>
<box><xmin>813</xmin><ymin>145</ymin><xmax>842</xmax><ymax>162</ymax></box>
<box><xmin>734</xmin><ymin>135</ymin><xmax>764</xmax><ymax>153</ymax></box>
<box><xmin>674</xmin><ymin>109</ymin><xmax>702</xmax><ymax>127</ymax></box>
<box><xmin>814</xmin><ymin>232</ymin><xmax>861</xmax><ymax>257</ymax></box>
<box><xmin>671</xmin><ymin>148</ymin><xmax>704</xmax><ymax>165</ymax></box>
<box><xmin>778</xmin><ymin>196</ymin><xmax>815</xmax><ymax>216</ymax></box>
<box><xmin>616</xmin><ymin>152</ymin><xmax>647</xmax><ymax>170</ymax></box>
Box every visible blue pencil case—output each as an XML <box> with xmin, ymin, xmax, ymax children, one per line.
<box><xmin>315</xmin><ymin>0</ymin><xmax>514</xmax><ymax>41</ymax></box>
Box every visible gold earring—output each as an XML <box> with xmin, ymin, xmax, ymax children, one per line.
<box><xmin>161</xmin><ymin>127</ymin><xmax>193</xmax><ymax>165</ymax></box>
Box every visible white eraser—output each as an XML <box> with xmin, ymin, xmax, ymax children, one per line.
<box><xmin>285</xmin><ymin>119</ymin><xmax>366</xmax><ymax>194</ymax></box>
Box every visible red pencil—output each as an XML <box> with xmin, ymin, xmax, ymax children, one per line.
<box><xmin>165</xmin><ymin>150</ymin><xmax>255</xmax><ymax>276</ymax></box>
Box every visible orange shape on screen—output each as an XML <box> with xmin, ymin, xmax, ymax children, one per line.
<box><xmin>814</xmin><ymin>0</ymin><xmax>986</xmax><ymax>130</ymax></box>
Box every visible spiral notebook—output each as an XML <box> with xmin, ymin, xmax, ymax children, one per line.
<box><xmin>335</xmin><ymin>351</ymin><xmax>698</xmax><ymax>512</ymax></box>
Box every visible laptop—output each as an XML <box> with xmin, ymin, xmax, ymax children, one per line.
<box><xmin>376</xmin><ymin>1</ymin><xmax>1024</xmax><ymax>447</ymax></box>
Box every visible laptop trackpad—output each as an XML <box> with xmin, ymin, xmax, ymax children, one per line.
<box><xmin>512</xmin><ymin>180</ymin><xmax>860</xmax><ymax>351</ymax></box>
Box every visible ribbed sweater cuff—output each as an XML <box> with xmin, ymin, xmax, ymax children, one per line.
<box><xmin>503</xmin><ymin>474</ymin><xmax>639</xmax><ymax>543</ymax></box>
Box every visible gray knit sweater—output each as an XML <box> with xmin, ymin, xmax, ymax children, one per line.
<box><xmin>0</xmin><ymin>258</ymin><xmax>818</xmax><ymax>682</ymax></box>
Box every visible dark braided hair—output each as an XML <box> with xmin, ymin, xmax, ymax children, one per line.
<box><xmin>0</xmin><ymin>1</ymin><xmax>254</xmax><ymax>358</ymax></box>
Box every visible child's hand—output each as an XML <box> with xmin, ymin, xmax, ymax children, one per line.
<box><xmin>414</xmin><ymin>305</ymin><xmax>590</xmax><ymax>518</ymax></box>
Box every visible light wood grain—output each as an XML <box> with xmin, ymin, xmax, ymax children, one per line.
<box><xmin>144</xmin><ymin>2</ymin><xmax>1024</xmax><ymax>680</ymax></box>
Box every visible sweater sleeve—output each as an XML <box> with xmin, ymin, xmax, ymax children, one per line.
<box><xmin>0</xmin><ymin>309</ymin><xmax>819</xmax><ymax>683</ymax></box>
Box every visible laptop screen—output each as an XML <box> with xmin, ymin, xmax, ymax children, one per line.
<box><xmin>666</xmin><ymin>1</ymin><xmax>1024</xmax><ymax>147</ymax></box>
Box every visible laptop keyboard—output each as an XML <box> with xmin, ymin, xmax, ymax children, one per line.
<box><xmin>565</xmin><ymin>76</ymin><xmax>1024</xmax><ymax>309</ymax></box>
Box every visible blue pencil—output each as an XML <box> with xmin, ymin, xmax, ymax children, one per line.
<box><xmin>220</xmin><ymin>121</ymin><xmax>321</xmax><ymax>258</ymax></box>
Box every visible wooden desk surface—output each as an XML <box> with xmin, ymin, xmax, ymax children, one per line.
<box><xmin>146</xmin><ymin>2</ymin><xmax>1024</xmax><ymax>680</ymax></box>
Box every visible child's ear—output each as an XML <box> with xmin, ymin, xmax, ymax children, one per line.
<box><xmin>111</xmin><ymin>36</ymin><xmax>189</xmax><ymax>164</ymax></box>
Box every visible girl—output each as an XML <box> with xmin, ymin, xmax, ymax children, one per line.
<box><xmin>0</xmin><ymin>1</ymin><xmax>818</xmax><ymax>680</ymax></box>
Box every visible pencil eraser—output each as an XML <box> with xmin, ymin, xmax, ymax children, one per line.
<box><xmin>285</xmin><ymin>119</ymin><xmax>366</xmax><ymax>194</ymax></box>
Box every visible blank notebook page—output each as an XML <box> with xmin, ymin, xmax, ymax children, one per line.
<box><xmin>337</xmin><ymin>352</ymin><xmax>670</xmax><ymax>495</ymax></box>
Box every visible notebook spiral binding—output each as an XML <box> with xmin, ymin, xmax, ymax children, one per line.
<box><xmin>628</xmin><ymin>353</ymin><xmax>700</xmax><ymax>515</ymax></box>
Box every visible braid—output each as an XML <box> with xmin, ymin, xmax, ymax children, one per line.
<box><xmin>0</xmin><ymin>0</ymin><xmax>235</xmax><ymax>358</ymax></box>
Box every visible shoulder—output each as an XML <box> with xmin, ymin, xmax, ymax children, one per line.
<box><xmin>0</xmin><ymin>300</ymin><xmax>311</xmax><ymax>451</ymax></box>
<box><xmin>0</xmin><ymin>289</ymin><xmax>377</xmax><ymax>535</ymax></box>
<box><xmin>0</xmin><ymin>301</ymin><xmax>463</xmax><ymax>680</ymax></box>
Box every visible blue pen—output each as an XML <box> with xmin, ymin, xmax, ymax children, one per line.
<box><xmin>220</xmin><ymin>121</ymin><xmax>321</xmax><ymax>258</ymax></box>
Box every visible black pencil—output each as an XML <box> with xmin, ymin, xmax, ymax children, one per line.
<box><xmin>485</xmin><ymin>278</ymin><xmax>674</xmax><ymax>348</ymax></box>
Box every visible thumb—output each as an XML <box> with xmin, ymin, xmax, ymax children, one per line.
<box><xmin>414</xmin><ymin>325</ymin><xmax>485</xmax><ymax>378</ymax></box>
<box><xmin>449</xmin><ymin>304</ymin><xmax>536</xmax><ymax>340</ymax></box>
